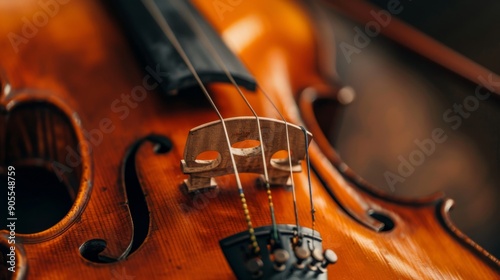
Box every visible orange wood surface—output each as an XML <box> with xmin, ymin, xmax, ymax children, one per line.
<box><xmin>0</xmin><ymin>0</ymin><xmax>498</xmax><ymax>279</ymax></box>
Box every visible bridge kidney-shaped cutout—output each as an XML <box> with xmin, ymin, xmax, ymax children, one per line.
<box><xmin>195</xmin><ymin>150</ymin><xmax>221</xmax><ymax>165</ymax></box>
<box><xmin>230</xmin><ymin>139</ymin><xmax>261</xmax><ymax>156</ymax></box>
<box><xmin>181</xmin><ymin>117</ymin><xmax>312</xmax><ymax>192</ymax></box>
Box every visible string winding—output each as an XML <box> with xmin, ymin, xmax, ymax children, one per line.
<box><xmin>142</xmin><ymin>0</ymin><xmax>317</xmax><ymax>253</ymax></box>
<box><xmin>141</xmin><ymin>0</ymin><xmax>261</xmax><ymax>254</ymax></box>
<box><xmin>170</xmin><ymin>0</ymin><xmax>280</xmax><ymax>244</ymax></box>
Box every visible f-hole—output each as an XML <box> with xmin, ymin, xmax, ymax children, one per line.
<box><xmin>368</xmin><ymin>211</ymin><xmax>395</xmax><ymax>232</ymax></box>
<box><xmin>0</xmin><ymin>167</ymin><xmax>73</xmax><ymax>233</ymax></box>
<box><xmin>0</xmin><ymin>242</ymin><xmax>13</xmax><ymax>280</ymax></box>
<box><xmin>124</xmin><ymin>135</ymin><xmax>172</xmax><ymax>254</ymax></box>
<box><xmin>0</xmin><ymin>102</ymin><xmax>80</xmax><ymax>234</ymax></box>
<box><xmin>79</xmin><ymin>135</ymin><xmax>172</xmax><ymax>263</ymax></box>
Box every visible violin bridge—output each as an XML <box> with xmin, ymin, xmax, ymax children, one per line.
<box><xmin>181</xmin><ymin>117</ymin><xmax>312</xmax><ymax>192</ymax></box>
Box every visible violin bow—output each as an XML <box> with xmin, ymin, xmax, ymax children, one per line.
<box><xmin>324</xmin><ymin>0</ymin><xmax>500</xmax><ymax>95</ymax></box>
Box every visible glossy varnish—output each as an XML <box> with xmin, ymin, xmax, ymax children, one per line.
<box><xmin>0</xmin><ymin>0</ymin><xmax>498</xmax><ymax>279</ymax></box>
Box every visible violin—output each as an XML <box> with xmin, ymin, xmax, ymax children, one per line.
<box><xmin>0</xmin><ymin>0</ymin><xmax>499</xmax><ymax>279</ymax></box>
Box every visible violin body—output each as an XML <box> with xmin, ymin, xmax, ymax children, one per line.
<box><xmin>0</xmin><ymin>0</ymin><xmax>499</xmax><ymax>279</ymax></box>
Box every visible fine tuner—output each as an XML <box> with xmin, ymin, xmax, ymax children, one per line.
<box><xmin>2</xmin><ymin>0</ymin><xmax>499</xmax><ymax>278</ymax></box>
<box><xmin>219</xmin><ymin>225</ymin><xmax>337</xmax><ymax>279</ymax></box>
<box><xmin>181</xmin><ymin>117</ymin><xmax>338</xmax><ymax>279</ymax></box>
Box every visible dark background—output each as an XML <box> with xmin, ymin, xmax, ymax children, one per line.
<box><xmin>323</xmin><ymin>0</ymin><xmax>500</xmax><ymax>258</ymax></box>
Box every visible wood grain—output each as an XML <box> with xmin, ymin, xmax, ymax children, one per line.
<box><xmin>0</xmin><ymin>0</ymin><xmax>498</xmax><ymax>279</ymax></box>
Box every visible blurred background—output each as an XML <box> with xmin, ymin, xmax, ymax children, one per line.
<box><xmin>319</xmin><ymin>0</ymin><xmax>500</xmax><ymax>258</ymax></box>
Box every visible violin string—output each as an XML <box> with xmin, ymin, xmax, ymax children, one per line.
<box><xmin>257</xmin><ymin>85</ymin><xmax>302</xmax><ymax>242</ymax></box>
<box><xmin>170</xmin><ymin>0</ymin><xmax>280</xmax><ymax>243</ymax></box>
<box><xmin>141</xmin><ymin>0</ymin><xmax>260</xmax><ymax>255</ymax></box>
<box><xmin>167</xmin><ymin>1</ymin><xmax>278</xmax><ymax>244</ymax></box>
<box><xmin>300</xmin><ymin>126</ymin><xmax>316</xmax><ymax>248</ymax></box>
